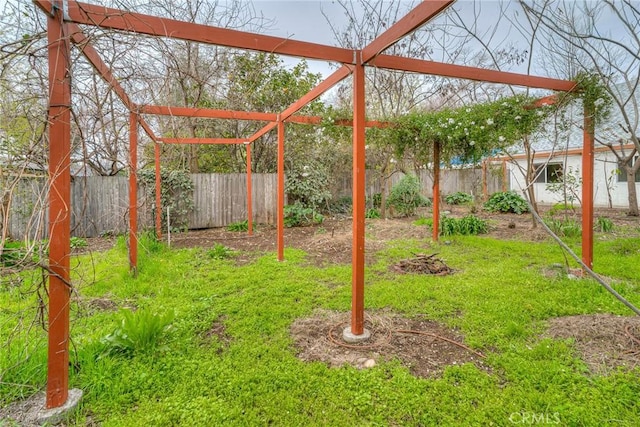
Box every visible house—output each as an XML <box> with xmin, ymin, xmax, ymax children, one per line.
<box><xmin>495</xmin><ymin>86</ymin><xmax>639</xmax><ymax>209</ymax></box>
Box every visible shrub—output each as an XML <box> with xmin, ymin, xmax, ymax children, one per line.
<box><xmin>440</xmin><ymin>215</ymin><xmax>488</xmax><ymax>236</ymax></box>
<box><xmin>227</xmin><ymin>220</ymin><xmax>249</xmax><ymax>232</ymax></box>
<box><xmin>484</xmin><ymin>191</ymin><xmax>529</xmax><ymax>214</ymax></box>
<box><xmin>102</xmin><ymin>308</ymin><xmax>174</xmax><ymax>357</ymax></box>
<box><xmin>413</xmin><ymin>217</ymin><xmax>433</xmax><ymax>227</ymax></box>
<box><xmin>208</xmin><ymin>244</ymin><xmax>235</xmax><ymax>259</ymax></box>
<box><xmin>138</xmin><ymin>168</ymin><xmax>194</xmax><ymax>232</ymax></box>
<box><xmin>328</xmin><ymin>196</ymin><xmax>352</xmax><ymax>214</ymax></box>
<box><xmin>1</xmin><ymin>240</ymin><xmax>27</xmax><ymax>267</ymax></box>
<box><xmin>285</xmin><ymin>161</ymin><xmax>331</xmax><ymax>209</ymax></box>
<box><xmin>544</xmin><ymin>218</ymin><xmax>582</xmax><ymax>238</ymax></box>
<box><xmin>595</xmin><ymin>216</ymin><xmax>613</xmax><ymax>233</ymax></box>
<box><xmin>284</xmin><ymin>203</ymin><xmax>324</xmax><ymax>227</ymax></box>
<box><xmin>70</xmin><ymin>236</ymin><xmax>88</xmax><ymax>249</ymax></box>
<box><xmin>445</xmin><ymin>192</ymin><xmax>474</xmax><ymax>205</ymax></box>
<box><xmin>387</xmin><ymin>175</ymin><xmax>430</xmax><ymax>217</ymax></box>
<box><xmin>365</xmin><ymin>208</ymin><xmax>380</xmax><ymax>219</ymax></box>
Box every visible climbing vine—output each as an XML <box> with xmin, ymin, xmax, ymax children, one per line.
<box><xmin>138</xmin><ymin>168</ymin><xmax>194</xmax><ymax>232</ymax></box>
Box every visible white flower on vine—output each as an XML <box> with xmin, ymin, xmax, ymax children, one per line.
<box><xmin>470</xmin><ymin>121</ymin><xmax>475</xmax><ymax>125</ymax></box>
<box><xmin>448</xmin><ymin>118</ymin><xmax>455</xmax><ymax>124</ymax></box>
<box><xmin>515</xmin><ymin>115</ymin><xmax>521</xmax><ymax>121</ymax></box>
<box><xmin>447</xmin><ymin>135</ymin><xmax>452</xmax><ymax>140</ymax></box>
<box><xmin>390</xmin><ymin>158</ymin><xmax>397</xmax><ymax>164</ymax></box>
<box><xmin>480</xmin><ymin>125</ymin><xmax>485</xmax><ymax>130</ymax></box>
<box><xmin>486</xmin><ymin>118</ymin><xmax>494</xmax><ymax>125</ymax></box>
<box><xmin>594</xmin><ymin>98</ymin><xmax>605</xmax><ymax>107</ymax></box>
<box><xmin>466</xmin><ymin>108</ymin><xmax>471</xmax><ymax>113</ymax></box>
<box><xmin>302</xmin><ymin>172</ymin><xmax>309</xmax><ymax>177</ymax></box>
<box><xmin>498</xmin><ymin>136</ymin><xmax>506</xmax><ymax>142</ymax></box>
<box><xmin>537</xmin><ymin>110</ymin><xmax>543</xmax><ymax>116</ymax></box>
<box><xmin>469</xmin><ymin>140</ymin><xmax>476</xmax><ymax>146</ymax></box>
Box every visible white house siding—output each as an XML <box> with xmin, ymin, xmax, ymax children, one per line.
<box><xmin>506</xmin><ymin>149</ymin><xmax>639</xmax><ymax>208</ymax></box>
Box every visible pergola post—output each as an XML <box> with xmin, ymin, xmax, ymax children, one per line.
<box><xmin>154</xmin><ymin>142</ymin><xmax>162</xmax><ymax>239</ymax></box>
<box><xmin>129</xmin><ymin>112</ymin><xmax>138</xmax><ymax>275</ymax></box>
<box><xmin>277</xmin><ymin>119</ymin><xmax>285</xmax><ymax>261</ymax></box>
<box><xmin>432</xmin><ymin>140</ymin><xmax>440</xmax><ymax>241</ymax></box>
<box><xmin>582</xmin><ymin>103</ymin><xmax>595</xmax><ymax>269</ymax></box>
<box><xmin>348</xmin><ymin>58</ymin><xmax>368</xmax><ymax>339</ymax></box>
<box><xmin>246</xmin><ymin>142</ymin><xmax>253</xmax><ymax>235</ymax></box>
<box><xmin>46</xmin><ymin>1</ymin><xmax>72</xmax><ymax>409</ymax></box>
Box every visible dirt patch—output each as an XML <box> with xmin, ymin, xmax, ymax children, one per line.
<box><xmin>82</xmin><ymin>207</ymin><xmax>638</xmax><ymax>266</ymax></box>
<box><xmin>545</xmin><ymin>314</ymin><xmax>640</xmax><ymax>374</ymax></box>
<box><xmin>390</xmin><ymin>253</ymin><xmax>452</xmax><ymax>275</ymax></box>
<box><xmin>201</xmin><ymin>316</ymin><xmax>232</xmax><ymax>351</ymax></box>
<box><xmin>290</xmin><ymin>310</ymin><xmax>486</xmax><ymax>378</ymax></box>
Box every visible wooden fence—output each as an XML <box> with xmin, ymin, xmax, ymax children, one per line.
<box><xmin>5</xmin><ymin>167</ymin><xmax>502</xmax><ymax>239</ymax></box>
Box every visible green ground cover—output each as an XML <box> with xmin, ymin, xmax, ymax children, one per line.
<box><xmin>1</xmin><ymin>229</ymin><xmax>639</xmax><ymax>426</ymax></box>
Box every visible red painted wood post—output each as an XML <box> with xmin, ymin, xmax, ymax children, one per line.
<box><xmin>46</xmin><ymin>0</ymin><xmax>71</xmax><ymax>408</ymax></box>
<box><xmin>246</xmin><ymin>142</ymin><xmax>253</xmax><ymax>236</ymax></box>
<box><xmin>432</xmin><ymin>140</ymin><xmax>440</xmax><ymax>241</ymax></box>
<box><xmin>129</xmin><ymin>112</ymin><xmax>138</xmax><ymax>275</ymax></box>
<box><xmin>351</xmin><ymin>59</ymin><xmax>366</xmax><ymax>336</ymax></box>
<box><xmin>582</xmin><ymin>104</ymin><xmax>595</xmax><ymax>269</ymax></box>
<box><xmin>277</xmin><ymin>119</ymin><xmax>285</xmax><ymax>261</ymax></box>
<box><xmin>154</xmin><ymin>142</ymin><xmax>162</xmax><ymax>239</ymax></box>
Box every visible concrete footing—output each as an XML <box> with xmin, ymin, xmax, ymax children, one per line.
<box><xmin>342</xmin><ymin>326</ymin><xmax>371</xmax><ymax>343</ymax></box>
<box><xmin>36</xmin><ymin>389</ymin><xmax>83</xmax><ymax>425</ymax></box>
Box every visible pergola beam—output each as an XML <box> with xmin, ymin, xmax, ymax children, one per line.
<box><xmin>64</xmin><ymin>0</ymin><xmax>354</xmax><ymax>64</ymax></box>
<box><xmin>141</xmin><ymin>105</ymin><xmax>277</xmax><ymax>122</ymax></box>
<box><xmin>370</xmin><ymin>55</ymin><xmax>577</xmax><ymax>92</ymax></box>
<box><xmin>157</xmin><ymin>138</ymin><xmax>247</xmax><ymax>144</ymax></box>
<box><xmin>362</xmin><ymin>0</ymin><xmax>454</xmax><ymax>63</ymax></box>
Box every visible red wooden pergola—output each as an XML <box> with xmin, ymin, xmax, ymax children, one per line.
<box><xmin>36</xmin><ymin>0</ymin><xmax>593</xmax><ymax>409</ymax></box>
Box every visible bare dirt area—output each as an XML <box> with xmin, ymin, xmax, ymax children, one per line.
<box><xmin>545</xmin><ymin>314</ymin><xmax>640</xmax><ymax>374</ymax></box>
<box><xmin>84</xmin><ymin>206</ymin><xmax>638</xmax><ymax>266</ymax></box>
<box><xmin>290</xmin><ymin>310</ymin><xmax>487</xmax><ymax>378</ymax></box>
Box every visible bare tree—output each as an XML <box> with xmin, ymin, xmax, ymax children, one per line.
<box><xmin>521</xmin><ymin>0</ymin><xmax>640</xmax><ymax>216</ymax></box>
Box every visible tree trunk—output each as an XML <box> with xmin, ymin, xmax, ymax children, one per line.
<box><xmin>524</xmin><ymin>136</ymin><xmax>538</xmax><ymax>228</ymax></box>
<box><xmin>626</xmin><ymin>169</ymin><xmax>639</xmax><ymax>216</ymax></box>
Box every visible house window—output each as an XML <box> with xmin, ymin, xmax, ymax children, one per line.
<box><xmin>618</xmin><ymin>156</ymin><xmax>640</xmax><ymax>182</ymax></box>
<box><xmin>534</xmin><ymin>163</ymin><xmax>563</xmax><ymax>183</ymax></box>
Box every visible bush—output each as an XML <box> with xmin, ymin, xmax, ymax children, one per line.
<box><xmin>445</xmin><ymin>192</ymin><xmax>474</xmax><ymax>205</ymax></box>
<box><xmin>1</xmin><ymin>240</ymin><xmax>27</xmax><ymax>267</ymax></box>
<box><xmin>595</xmin><ymin>216</ymin><xmax>613</xmax><ymax>233</ymax></box>
<box><xmin>440</xmin><ymin>215</ymin><xmax>488</xmax><ymax>236</ymax></box>
<box><xmin>208</xmin><ymin>244</ymin><xmax>235</xmax><ymax>259</ymax></box>
<box><xmin>102</xmin><ymin>308</ymin><xmax>174</xmax><ymax>357</ymax></box>
<box><xmin>138</xmin><ymin>168</ymin><xmax>194</xmax><ymax>232</ymax></box>
<box><xmin>365</xmin><ymin>208</ymin><xmax>380</xmax><ymax>219</ymax></box>
<box><xmin>544</xmin><ymin>218</ymin><xmax>582</xmax><ymax>238</ymax></box>
<box><xmin>413</xmin><ymin>217</ymin><xmax>433</xmax><ymax>227</ymax></box>
<box><xmin>328</xmin><ymin>196</ymin><xmax>352</xmax><ymax>214</ymax></box>
<box><xmin>285</xmin><ymin>161</ymin><xmax>331</xmax><ymax>209</ymax></box>
<box><xmin>387</xmin><ymin>175</ymin><xmax>430</xmax><ymax>217</ymax></box>
<box><xmin>227</xmin><ymin>220</ymin><xmax>249</xmax><ymax>232</ymax></box>
<box><xmin>284</xmin><ymin>203</ymin><xmax>324</xmax><ymax>227</ymax></box>
<box><xmin>484</xmin><ymin>191</ymin><xmax>529</xmax><ymax>214</ymax></box>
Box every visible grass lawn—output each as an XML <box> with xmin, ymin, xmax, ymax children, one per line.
<box><xmin>1</xmin><ymin>226</ymin><xmax>639</xmax><ymax>426</ymax></box>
